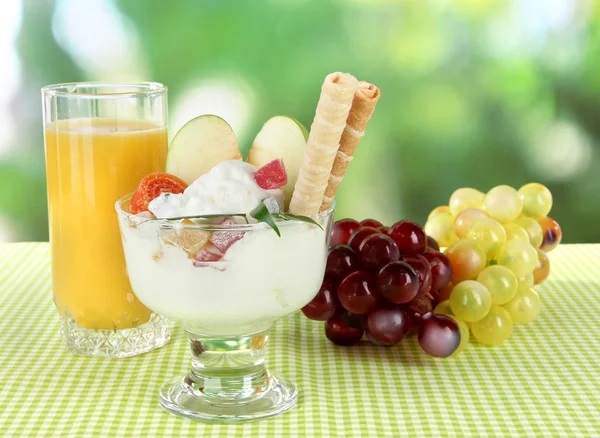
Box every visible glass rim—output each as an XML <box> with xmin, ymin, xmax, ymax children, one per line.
<box><xmin>41</xmin><ymin>82</ymin><xmax>167</xmax><ymax>99</ymax></box>
<box><xmin>115</xmin><ymin>193</ymin><xmax>335</xmax><ymax>231</ymax></box>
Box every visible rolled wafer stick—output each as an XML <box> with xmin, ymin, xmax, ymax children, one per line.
<box><xmin>320</xmin><ymin>81</ymin><xmax>380</xmax><ymax>211</ymax></box>
<box><xmin>288</xmin><ymin>72</ymin><xmax>358</xmax><ymax>216</ymax></box>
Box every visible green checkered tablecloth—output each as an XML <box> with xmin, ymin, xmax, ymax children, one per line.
<box><xmin>0</xmin><ymin>243</ymin><xmax>599</xmax><ymax>437</ymax></box>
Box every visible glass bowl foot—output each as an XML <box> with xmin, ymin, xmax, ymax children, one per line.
<box><xmin>159</xmin><ymin>372</ymin><xmax>298</xmax><ymax>423</ymax></box>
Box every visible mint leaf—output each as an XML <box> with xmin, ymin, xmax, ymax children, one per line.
<box><xmin>249</xmin><ymin>202</ymin><xmax>281</xmax><ymax>237</ymax></box>
<box><xmin>273</xmin><ymin>213</ymin><xmax>323</xmax><ymax>230</ymax></box>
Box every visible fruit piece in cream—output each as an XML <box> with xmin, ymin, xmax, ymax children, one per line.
<box><xmin>148</xmin><ymin>160</ymin><xmax>283</xmax><ymax>218</ymax></box>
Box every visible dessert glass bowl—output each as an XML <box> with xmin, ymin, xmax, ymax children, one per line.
<box><xmin>116</xmin><ymin>194</ymin><xmax>334</xmax><ymax>422</ymax></box>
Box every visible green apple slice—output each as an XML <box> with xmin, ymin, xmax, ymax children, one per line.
<box><xmin>247</xmin><ymin>116</ymin><xmax>308</xmax><ymax>208</ymax></box>
<box><xmin>167</xmin><ymin>115</ymin><xmax>242</xmax><ymax>184</ymax></box>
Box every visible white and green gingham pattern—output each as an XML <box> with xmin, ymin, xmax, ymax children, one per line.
<box><xmin>0</xmin><ymin>243</ymin><xmax>599</xmax><ymax>437</ymax></box>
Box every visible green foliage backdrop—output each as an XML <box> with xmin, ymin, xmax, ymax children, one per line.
<box><xmin>1</xmin><ymin>0</ymin><xmax>598</xmax><ymax>242</ymax></box>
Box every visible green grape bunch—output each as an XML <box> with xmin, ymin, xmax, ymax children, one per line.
<box><xmin>429</xmin><ymin>183</ymin><xmax>561</xmax><ymax>349</ymax></box>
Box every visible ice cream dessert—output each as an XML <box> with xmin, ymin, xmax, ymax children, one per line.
<box><xmin>115</xmin><ymin>71</ymin><xmax>380</xmax><ymax>423</ymax></box>
<box><xmin>118</xmin><ymin>159</ymin><xmax>332</xmax><ymax>336</ymax></box>
<box><xmin>117</xmin><ymin>73</ymin><xmax>381</xmax><ymax>338</ymax></box>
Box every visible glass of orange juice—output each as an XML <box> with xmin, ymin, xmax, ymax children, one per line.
<box><xmin>42</xmin><ymin>82</ymin><xmax>171</xmax><ymax>357</ymax></box>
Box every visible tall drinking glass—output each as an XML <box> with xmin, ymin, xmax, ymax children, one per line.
<box><xmin>42</xmin><ymin>83</ymin><xmax>171</xmax><ymax>357</ymax></box>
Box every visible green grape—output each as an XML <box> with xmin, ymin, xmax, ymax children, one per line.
<box><xmin>513</xmin><ymin>216</ymin><xmax>543</xmax><ymax>248</ymax></box>
<box><xmin>449</xmin><ymin>316</ymin><xmax>470</xmax><ymax>357</ymax></box>
<box><xmin>503</xmin><ymin>284</ymin><xmax>541</xmax><ymax>324</ymax></box>
<box><xmin>428</xmin><ymin>205</ymin><xmax>452</xmax><ymax>221</ymax></box>
<box><xmin>519</xmin><ymin>273</ymin><xmax>534</xmax><ymax>287</ymax></box>
<box><xmin>471</xmin><ymin>305</ymin><xmax>513</xmax><ymax>346</ymax></box>
<box><xmin>445</xmin><ymin>240</ymin><xmax>487</xmax><ymax>283</ymax></box>
<box><xmin>533</xmin><ymin>249</ymin><xmax>550</xmax><ymax>285</ymax></box>
<box><xmin>484</xmin><ymin>185</ymin><xmax>523</xmax><ymax>223</ymax></box>
<box><xmin>518</xmin><ymin>183</ymin><xmax>553</xmax><ymax>217</ymax></box>
<box><xmin>449</xmin><ymin>188</ymin><xmax>485</xmax><ymax>216</ymax></box>
<box><xmin>536</xmin><ymin>216</ymin><xmax>562</xmax><ymax>252</ymax></box>
<box><xmin>449</xmin><ymin>280</ymin><xmax>492</xmax><ymax>322</ymax></box>
<box><xmin>476</xmin><ymin>265</ymin><xmax>518</xmax><ymax>305</ymax></box>
<box><xmin>434</xmin><ymin>300</ymin><xmax>454</xmax><ymax>316</ymax></box>
<box><xmin>425</xmin><ymin>212</ymin><xmax>458</xmax><ymax>248</ymax></box>
<box><xmin>466</xmin><ymin>218</ymin><xmax>507</xmax><ymax>255</ymax></box>
<box><xmin>503</xmin><ymin>223</ymin><xmax>530</xmax><ymax>243</ymax></box>
<box><xmin>454</xmin><ymin>208</ymin><xmax>489</xmax><ymax>238</ymax></box>
<box><xmin>486</xmin><ymin>246</ymin><xmax>501</xmax><ymax>263</ymax></box>
<box><xmin>495</xmin><ymin>240</ymin><xmax>538</xmax><ymax>278</ymax></box>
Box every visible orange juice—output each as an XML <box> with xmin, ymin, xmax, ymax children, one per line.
<box><xmin>45</xmin><ymin>118</ymin><xmax>167</xmax><ymax>330</ymax></box>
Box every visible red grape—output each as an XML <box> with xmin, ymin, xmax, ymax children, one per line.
<box><xmin>376</xmin><ymin>261</ymin><xmax>420</xmax><ymax>304</ymax></box>
<box><xmin>358</xmin><ymin>234</ymin><xmax>400</xmax><ymax>271</ymax></box>
<box><xmin>536</xmin><ymin>216</ymin><xmax>562</xmax><ymax>252</ymax></box>
<box><xmin>361</xmin><ymin>218</ymin><xmax>384</xmax><ymax>229</ymax></box>
<box><xmin>339</xmin><ymin>309</ymin><xmax>366</xmax><ymax>329</ymax></box>
<box><xmin>401</xmin><ymin>254</ymin><xmax>433</xmax><ymax>296</ymax></box>
<box><xmin>330</xmin><ymin>219</ymin><xmax>361</xmax><ymax>246</ymax></box>
<box><xmin>326</xmin><ymin>245</ymin><xmax>359</xmax><ymax>283</ymax></box>
<box><xmin>348</xmin><ymin>226</ymin><xmax>380</xmax><ymax>252</ymax></box>
<box><xmin>387</xmin><ymin>220</ymin><xmax>428</xmax><ymax>254</ymax></box>
<box><xmin>325</xmin><ymin>318</ymin><xmax>364</xmax><ymax>346</ymax></box>
<box><xmin>427</xmin><ymin>236</ymin><xmax>440</xmax><ymax>252</ymax></box>
<box><xmin>366</xmin><ymin>305</ymin><xmax>411</xmax><ymax>345</ymax></box>
<box><xmin>405</xmin><ymin>294</ymin><xmax>433</xmax><ymax>332</ymax></box>
<box><xmin>418</xmin><ymin>312</ymin><xmax>461</xmax><ymax>358</ymax></box>
<box><xmin>428</xmin><ymin>289</ymin><xmax>441</xmax><ymax>308</ymax></box>
<box><xmin>438</xmin><ymin>282</ymin><xmax>454</xmax><ymax>302</ymax></box>
<box><xmin>337</xmin><ymin>271</ymin><xmax>379</xmax><ymax>314</ymax></box>
<box><xmin>365</xmin><ymin>329</ymin><xmax>390</xmax><ymax>347</ymax></box>
<box><xmin>406</xmin><ymin>294</ymin><xmax>433</xmax><ymax>317</ymax></box>
<box><xmin>423</xmin><ymin>252</ymin><xmax>453</xmax><ymax>291</ymax></box>
<box><xmin>301</xmin><ymin>279</ymin><xmax>339</xmax><ymax>321</ymax></box>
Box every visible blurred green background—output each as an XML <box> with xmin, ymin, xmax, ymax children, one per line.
<box><xmin>0</xmin><ymin>0</ymin><xmax>598</xmax><ymax>243</ymax></box>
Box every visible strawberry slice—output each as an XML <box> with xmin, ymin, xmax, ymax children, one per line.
<box><xmin>130</xmin><ymin>172</ymin><xmax>188</xmax><ymax>214</ymax></box>
<box><xmin>209</xmin><ymin>218</ymin><xmax>245</xmax><ymax>252</ymax></box>
<box><xmin>253</xmin><ymin>158</ymin><xmax>287</xmax><ymax>190</ymax></box>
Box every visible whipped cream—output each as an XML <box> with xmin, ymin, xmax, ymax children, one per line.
<box><xmin>148</xmin><ymin>160</ymin><xmax>283</xmax><ymax>218</ymax></box>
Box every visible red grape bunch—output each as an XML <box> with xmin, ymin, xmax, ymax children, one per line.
<box><xmin>302</xmin><ymin>218</ymin><xmax>467</xmax><ymax>358</ymax></box>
